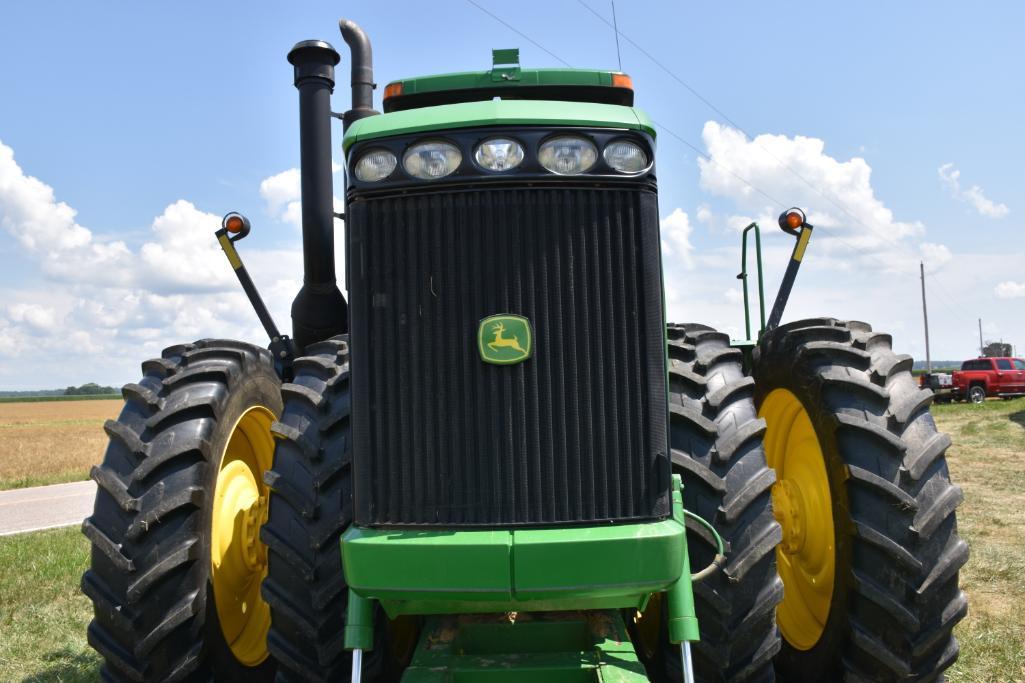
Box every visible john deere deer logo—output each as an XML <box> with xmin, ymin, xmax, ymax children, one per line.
<box><xmin>478</xmin><ymin>314</ymin><xmax>532</xmax><ymax>365</ymax></box>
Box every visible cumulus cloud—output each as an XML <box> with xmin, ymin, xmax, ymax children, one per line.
<box><xmin>260</xmin><ymin>167</ymin><xmax>302</xmax><ymax>229</ymax></box>
<box><xmin>660</xmin><ymin>208</ymin><xmax>694</xmax><ymax>268</ymax></box>
<box><xmin>5</xmin><ymin>303</ymin><xmax>58</xmax><ymax>335</ymax></box>
<box><xmin>697</xmin><ymin>122</ymin><xmax>948</xmax><ymax>275</ymax></box>
<box><xmin>938</xmin><ymin>163</ymin><xmax>1009</xmax><ymax>219</ymax></box>
<box><xmin>0</xmin><ymin>139</ymin><xmax>309</xmax><ymax>388</ymax></box>
<box><xmin>995</xmin><ymin>281</ymin><xmax>1025</xmax><ymax>299</ymax></box>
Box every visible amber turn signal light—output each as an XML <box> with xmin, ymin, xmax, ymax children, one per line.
<box><xmin>778</xmin><ymin>207</ymin><xmax>807</xmax><ymax>233</ymax></box>
<box><xmin>224</xmin><ymin>215</ymin><xmax>245</xmax><ymax>233</ymax></box>
<box><xmin>612</xmin><ymin>73</ymin><xmax>633</xmax><ymax>90</ymax></box>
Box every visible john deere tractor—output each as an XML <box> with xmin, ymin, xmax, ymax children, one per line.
<box><xmin>82</xmin><ymin>16</ymin><xmax>967</xmax><ymax>683</ymax></box>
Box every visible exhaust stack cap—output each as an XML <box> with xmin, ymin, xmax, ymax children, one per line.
<box><xmin>287</xmin><ymin>40</ymin><xmax>341</xmax><ymax>87</ymax></box>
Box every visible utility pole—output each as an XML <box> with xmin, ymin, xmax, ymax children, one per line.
<box><xmin>978</xmin><ymin>318</ymin><xmax>984</xmax><ymax>356</ymax></box>
<box><xmin>920</xmin><ymin>262</ymin><xmax>932</xmax><ymax>373</ymax></box>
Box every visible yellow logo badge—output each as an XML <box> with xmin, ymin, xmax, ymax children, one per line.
<box><xmin>478</xmin><ymin>314</ymin><xmax>532</xmax><ymax>365</ymax></box>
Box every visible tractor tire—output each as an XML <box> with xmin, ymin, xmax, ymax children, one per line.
<box><xmin>753</xmin><ymin>319</ymin><xmax>968</xmax><ymax>682</ymax></box>
<box><xmin>81</xmin><ymin>339</ymin><xmax>283</xmax><ymax>682</ymax></box>
<box><xmin>261</xmin><ymin>336</ymin><xmax>395</xmax><ymax>683</ymax></box>
<box><xmin>650</xmin><ymin>324</ymin><xmax>783</xmax><ymax>683</ymax></box>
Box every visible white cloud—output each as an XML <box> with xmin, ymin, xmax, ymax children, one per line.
<box><xmin>138</xmin><ymin>200</ymin><xmax>236</xmax><ymax>293</ymax></box>
<box><xmin>660</xmin><ymin>208</ymin><xmax>694</xmax><ymax>268</ymax></box>
<box><xmin>938</xmin><ymin>163</ymin><xmax>1009</xmax><ymax>219</ymax></box>
<box><xmin>696</xmin><ymin>121</ymin><xmax>949</xmax><ymax>276</ymax></box>
<box><xmin>260</xmin><ymin>167</ymin><xmax>303</xmax><ymax>229</ymax></box>
<box><xmin>995</xmin><ymin>281</ymin><xmax>1025</xmax><ymax>299</ymax></box>
<box><xmin>5</xmin><ymin>303</ymin><xmax>58</xmax><ymax>334</ymax></box>
<box><xmin>0</xmin><ymin>139</ymin><xmax>312</xmax><ymax>388</ymax></box>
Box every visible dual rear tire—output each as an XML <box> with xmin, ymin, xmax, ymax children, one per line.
<box><xmin>658</xmin><ymin>320</ymin><xmax>966</xmax><ymax>682</ymax></box>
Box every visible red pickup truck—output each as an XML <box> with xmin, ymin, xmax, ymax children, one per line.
<box><xmin>952</xmin><ymin>357</ymin><xmax>1025</xmax><ymax>403</ymax></box>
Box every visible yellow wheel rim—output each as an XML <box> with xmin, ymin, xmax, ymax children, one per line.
<box><xmin>210</xmin><ymin>405</ymin><xmax>276</xmax><ymax>667</ymax></box>
<box><xmin>759</xmin><ymin>389</ymin><xmax>836</xmax><ymax>651</ymax></box>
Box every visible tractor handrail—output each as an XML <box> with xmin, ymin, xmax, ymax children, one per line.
<box><xmin>737</xmin><ymin>222</ymin><xmax>766</xmax><ymax>341</ymax></box>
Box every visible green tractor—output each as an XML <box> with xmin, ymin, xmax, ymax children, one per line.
<box><xmin>81</xmin><ymin>16</ymin><xmax>967</xmax><ymax>683</ymax></box>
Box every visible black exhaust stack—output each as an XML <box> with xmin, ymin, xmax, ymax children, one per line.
<box><xmin>287</xmin><ymin>21</ymin><xmax>379</xmax><ymax>351</ymax></box>
<box><xmin>287</xmin><ymin>40</ymin><xmax>348</xmax><ymax>350</ymax></box>
<box><xmin>338</xmin><ymin>19</ymin><xmax>380</xmax><ymax>130</ymax></box>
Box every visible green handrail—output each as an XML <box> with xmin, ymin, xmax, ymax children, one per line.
<box><xmin>738</xmin><ymin>222</ymin><xmax>766</xmax><ymax>340</ymax></box>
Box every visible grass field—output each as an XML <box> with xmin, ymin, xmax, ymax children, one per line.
<box><xmin>934</xmin><ymin>398</ymin><xmax>1025</xmax><ymax>681</ymax></box>
<box><xmin>0</xmin><ymin>399</ymin><xmax>121</xmax><ymax>490</ymax></box>
<box><xmin>0</xmin><ymin>398</ymin><xmax>1022</xmax><ymax>680</ymax></box>
<box><xmin>0</xmin><ymin>394</ymin><xmax>121</xmax><ymax>404</ymax></box>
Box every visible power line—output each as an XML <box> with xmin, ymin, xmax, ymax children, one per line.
<box><xmin>652</xmin><ymin>121</ymin><xmax>787</xmax><ymax>209</ymax></box>
<box><xmin>464</xmin><ymin>0</ymin><xmax>572</xmax><ymax>67</ymax></box>
<box><xmin>464</xmin><ymin>0</ymin><xmax>786</xmax><ymax>213</ymax></box>
<box><xmin>610</xmin><ymin>1</ymin><xmax>623</xmax><ymax>71</ymax></box>
<box><xmin>573</xmin><ymin>0</ymin><xmax>929</xmax><ymax>261</ymax></box>
<box><xmin>465</xmin><ymin>1</ymin><xmax>927</xmax><ymax>283</ymax></box>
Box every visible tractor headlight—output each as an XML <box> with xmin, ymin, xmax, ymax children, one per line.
<box><xmin>603</xmin><ymin>140</ymin><xmax>649</xmax><ymax>174</ymax></box>
<box><xmin>538</xmin><ymin>135</ymin><xmax>598</xmax><ymax>175</ymax></box>
<box><xmin>474</xmin><ymin>138</ymin><xmax>524</xmax><ymax>172</ymax></box>
<box><xmin>403</xmin><ymin>140</ymin><xmax>462</xmax><ymax>180</ymax></box>
<box><xmin>354</xmin><ymin>149</ymin><xmax>397</xmax><ymax>182</ymax></box>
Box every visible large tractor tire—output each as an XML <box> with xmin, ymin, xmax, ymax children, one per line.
<box><xmin>261</xmin><ymin>336</ymin><xmax>398</xmax><ymax>682</ymax></box>
<box><xmin>82</xmin><ymin>340</ymin><xmax>283</xmax><ymax>681</ymax></box>
<box><xmin>754</xmin><ymin>319</ymin><xmax>968</xmax><ymax>681</ymax></box>
<box><xmin>643</xmin><ymin>324</ymin><xmax>784</xmax><ymax>683</ymax></box>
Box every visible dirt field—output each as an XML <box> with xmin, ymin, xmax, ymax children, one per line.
<box><xmin>0</xmin><ymin>399</ymin><xmax>121</xmax><ymax>490</ymax></box>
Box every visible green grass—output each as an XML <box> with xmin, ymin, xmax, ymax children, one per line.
<box><xmin>0</xmin><ymin>471</ymin><xmax>97</xmax><ymax>491</ymax></box>
<box><xmin>940</xmin><ymin>397</ymin><xmax>1025</xmax><ymax>682</ymax></box>
<box><xmin>0</xmin><ymin>394</ymin><xmax>121</xmax><ymax>404</ymax></box>
<box><xmin>0</xmin><ymin>527</ymin><xmax>100</xmax><ymax>681</ymax></box>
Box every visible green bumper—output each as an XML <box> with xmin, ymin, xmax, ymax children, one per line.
<box><xmin>341</xmin><ymin>480</ymin><xmax>690</xmax><ymax>619</ymax></box>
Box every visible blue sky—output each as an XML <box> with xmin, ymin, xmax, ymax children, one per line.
<box><xmin>0</xmin><ymin>1</ymin><xmax>1021</xmax><ymax>389</ymax></box>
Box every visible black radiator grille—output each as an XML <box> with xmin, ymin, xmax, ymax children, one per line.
<box><xmin>348</xmin><ymin>186</ymin><xmax>669</xmax><ymax>527</ymax></box>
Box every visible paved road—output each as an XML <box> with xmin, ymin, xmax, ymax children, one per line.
<box><xmin>0</xmin><ymin>480</ymin><xmax>95</xmax><ymax>536</ymax></box>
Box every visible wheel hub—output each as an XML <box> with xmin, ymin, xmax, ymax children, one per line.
<box><xmin>210</xmin><ymin>406</ymin><xmax>277</xmax><ymax>667</ymax></box>
<box><xmin>773</xmin><ymin>478</ymin><xmax>806</xmax><ymax>555</ymax></box>
<box><xmin>760</xmin><ymin>389</ymin><xmax>836</xmax><ymax>652</ymax></box>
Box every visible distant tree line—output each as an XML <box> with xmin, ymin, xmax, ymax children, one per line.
<box><xmin>64</xmin><ymin>383</ymin><xmax>119</xmax><ymax>396</ymax></box>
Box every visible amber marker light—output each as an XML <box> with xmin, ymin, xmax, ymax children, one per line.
<box><xmin>612</xmin><ymin>73</ymin><xmax>633</xmax><ymax>90</ymax></box>
<box><xmin>383</xmin><ymin>82</ymin><xmax>403</xmax><ymax>100</ymax></box>
<box><xmin>221</xmin><ymin>212</ymin><xmax>251</xmax><ymax>240</ymax></box>
<box><xmin>778</xmin><ymin>207</ymin><xmax>807</xmax><ymax>233</ymax></box>
<box><xmin>225</xmin><ymin>215</ymin><xmax>245</xmax><ymax>233</ymax></box>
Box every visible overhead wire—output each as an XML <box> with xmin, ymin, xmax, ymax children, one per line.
<box><xmin>464</xmin><ymin>0</ymin><xmax>787</xmax><ymax>213</ymax></box>
<box><xmin>466</xmin><ymin>1</ymin><xmax>934</xmax><ymax>284</ymax></box>
<box><xmin>464</xmin><ymin>0</ymin><xmax>572</xmax><ymax>67</ymax></box>
<box><xmin>465</xmin><ymin>0</ymin><xmax>982</xmax><ymax>352</ymax></box>
<box><xmin>573</xmin><ymin>0</ymin><xmax>936</xmax><ymax>278</ymax></box>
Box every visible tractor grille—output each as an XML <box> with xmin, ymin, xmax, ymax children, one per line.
<box><xmin>347</xmin><ymin>185</ymin><xmax>670</xmax><ymax>527</ymax></box>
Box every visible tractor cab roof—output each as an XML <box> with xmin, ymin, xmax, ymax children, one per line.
<box><xmin>382</xmin><ymin>48</ymin><xmax>634</xmax><ymax>113</ymax></box>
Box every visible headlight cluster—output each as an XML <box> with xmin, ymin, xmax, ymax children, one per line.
<box><xmin>353</xmin><ymin>135</ymin><xmax>649</xmax><ymax>182</ymax></box>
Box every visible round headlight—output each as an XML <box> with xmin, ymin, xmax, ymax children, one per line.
<box><xmin>403</xmin><ymin>140</ymin><xmax>462</xmax><ymax>180</ymax></box>
<box><xmin>538</xmin><ymin>136</ymin><xmax>598</xmax><ymax>175</ymax></box>
<box><xmin>354</xmin><ymin>149</ymin><xmax>397</xmax><ymax>182</ymax></box>
<box><xmin>474</xmin><ymin>138</ymin><xmax>524</xmax><ymax>172</ymax></box>
<box><xmin>603</xmin><ymin>140</ymin><xmax>649</xmax><ymax>174</ymax></box>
